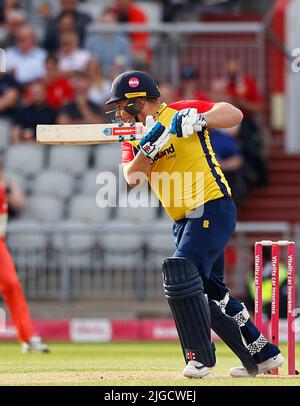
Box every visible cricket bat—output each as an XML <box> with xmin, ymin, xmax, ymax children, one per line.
<box><xmin>36</xmin><ymin>123</ymin><xmax>145</xmax><ymax>145</ymax></box>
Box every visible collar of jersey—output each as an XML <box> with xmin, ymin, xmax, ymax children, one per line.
<box><xmin>153</xmin><ymin>103</ymin><xmax>167</xmax><ymax>121</ymax></box>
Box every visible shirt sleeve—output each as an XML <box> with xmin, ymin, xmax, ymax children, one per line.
<box><xmin>168</xmin><ymin>100</ymin><xmax>215</xmax><ymax>114</ymax></box>
<box><xmin>121</xmin><ymin>141</ymin><xmax>135</xmax><ymax>165</ymax></box>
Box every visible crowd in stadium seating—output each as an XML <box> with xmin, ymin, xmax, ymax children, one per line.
<box><xmin>0</xmin><ymin>1</ymin><xmax>154</xmax><ymax>131</ymax></box>
<box><xmin>0</xmin><ymin>0</ymin><xmax>268</xmax><ymax>219</ymax></box>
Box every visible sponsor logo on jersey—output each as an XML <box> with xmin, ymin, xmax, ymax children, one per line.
<box><xmin>153</xmin><ymin>143</ymin><xmax>176</xmax><ymax>162</ymax></box>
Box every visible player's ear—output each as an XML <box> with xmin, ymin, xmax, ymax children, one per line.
<box><xmin>135</xmin><ymin>98</ymin><xmax>146</xmax><ymax>110</ymax></box>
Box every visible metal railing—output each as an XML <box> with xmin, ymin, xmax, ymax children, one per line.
<box><xmin>7</xmin><ymin>221</ymin><xmax>295</xmax><ymax>302</ymax></box>
<box><xmin>87</xmin><ymin>22</ymin><xmax>266</xmax><ymax>94</ymax></box>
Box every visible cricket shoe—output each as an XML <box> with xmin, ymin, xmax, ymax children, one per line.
<box><xmin>22</xmin><ymin>336</ymin><xmax>50</xmax><ymax>353</ymax></box>
<box><xmin>229</xmin><ymin>353</ymin><xmax>284</xmax><ymax>378</ymax></box>
<box><xmin>183</xmin><ymin>360</ymin><xmax>214</xmax><ymax>378</ymax></box>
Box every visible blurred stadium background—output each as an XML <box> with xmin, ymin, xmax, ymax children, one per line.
<box><xmin>0</xmin><ymin>0</ymin><xmax>299</xmax><ymax>344</ymax></box>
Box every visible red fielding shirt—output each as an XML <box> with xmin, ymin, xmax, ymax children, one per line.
<box><xmin>45</xmin><ymin>77</ymin><xmax>74</xmax><ymax>110</ymax></box>
<box><xmin>109</xmin><ymin>3</ymin><xmax>151</xmax><ymax>60</ymax></box>
<box><xmin>226</xmin><ymin>76</ymin><xmax>262</xmax><ymax>117</ymax></box>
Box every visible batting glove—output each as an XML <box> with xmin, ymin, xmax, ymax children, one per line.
<box><xmin>138</xmin><ymin>115</ymin><xmax>170</xmax><ymax>160</ymax></box>
<box><xmin>170</xmin><ymin>108</ymin><xmax>207</xmax><ymax>138</ymax></box>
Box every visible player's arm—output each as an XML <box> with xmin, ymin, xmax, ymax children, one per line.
<box><xmin>203</xmin><ymin>102</ymin><xmax>243</xmax><ymax>128</ymax></box>
<box><xmin>220</xmin><ymin>155</ymin><xmax>243</xmax><ymax>171</ymax></box>
<box><xmin>0</xmin><ymin>88</ymin><xmax>18</xmax><ymax>111</ymax></box>
<box><xmin>123</xmin><ymin>116</ymin><xmax>170</xmax><ymax>188</ymax></box>
<box><xmin>170</xmin><ymin>101</ymin><xmax>243</xmax><ymax>138</ymax></box>
<box><xmin>123</xmin><ymin>152</ymin><xmax>152</xmax><ymax>188</ymax></box>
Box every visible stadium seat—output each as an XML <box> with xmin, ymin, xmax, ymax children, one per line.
<box><xmin>7</xmin><ymin>220</ymin><xmax>49</xmax><ymax>277</ymax></box>
<box><xmin>69</xmin><ymin>194</ymin><xmax>111</xmax><ymax>223</ymax></box>
<box><xmin>116</xmin><ymin>191</ymin><xmax>158</xmax><ymax>223</ymax></box>
<box><xmin>51</xmin><ymin>221</ymin><xmax>95</xmax><ymax>250</ymax></box>
<box><xmin>48</xmin><ymin>145</ymin><xmax>90</xmax><ymax>176</ymax></box>
<box><xmin>21</xmin><ymin>196</ymin><xmax>64</xmax><ymax>222</ymax></box>
<box><xmin>98</xmin><ymin>232</ymin><xmax>144</xmax><ymax>270</ymax></box>
<box><xmin>78</xmin><ymin>169</ymin><xmax>100</xmax><ymax>195</ymax></box>
<box><xmin>5</xmin><ymin>171</ymin><xmax>26</xmax><ymax>192</ymax></box>
<box><xmin>145</xmin><ymin>232</ymin><xmax>175</xmax><ymax>268</ymax></box>
<box><xmin>94</xmin><ymin>144</ymin><xmax>122</xmax><ymax>173</ymax></box>
<box><xmin>78</xmin><ymin>170</ymin><xmax>118</xmax><ymax>214</ymax></box>
<box><xmin>0</xmin><ymin>118</ymin><xmax>12</xmax><ymax>153</ymax></box>
<box><xmin>51</xmin><ymin>221</ymin><xmax>96</xmax><ymax>269</ymax></box>
<box><xmin>160</xmin><ymin>207</ymin><xmax>173</xmax><ymax>223</ymax></box>
<box><xmin>104</xmin><ymin>219</ymin><xmax>140</xmax><ymax>232</ymax></box>
<box><xmin>139</xmin><ymin>232</ymin><xmax>175</xmax><ymax>296</ymax></box>
<box><xmin>7</xmin><ymin>220</ymin><xmax>49</xmax><ymax>250</ymax></box>
<box><xmin>5</xmin><ymin>144</ymin><xmax>45</xmax><ymax>177</ymax></box>
<box><xmin>33</xmin><ymin>170</ymin><xmax>75</xmax><ymax>201</ymax></box>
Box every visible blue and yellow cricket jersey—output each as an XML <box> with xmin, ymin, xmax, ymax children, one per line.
<box><xmin>121</xmin><ymin>100</ymin><xmax>231</xmax><ymax>221</ymax></box>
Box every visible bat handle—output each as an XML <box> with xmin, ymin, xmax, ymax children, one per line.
<box><xmin>194</xmin><ymin>124</ymin><xmax>204</xmax><ymax>132</ymax></box>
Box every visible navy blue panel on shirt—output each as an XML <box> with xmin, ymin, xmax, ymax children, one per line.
<box><xmin>198</xmin><ymin>131</ymin><xmax>230</xmax><ymax>197</ymax></box>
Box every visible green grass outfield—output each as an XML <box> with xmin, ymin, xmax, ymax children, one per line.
<box><xmin>0</xmin><ymin>342</ymin><xmax>299</xmax><ymax>386</ymax></box>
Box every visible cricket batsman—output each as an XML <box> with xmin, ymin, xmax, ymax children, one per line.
<box><xmin>0</xmin><ymin>165</ymin><xmax>49</xmax><ymax>353</ymax></box>
<box><xmin>106</xmin><ymin>70</ymin><xmax>284</xmax><ymax>378</ymax></box>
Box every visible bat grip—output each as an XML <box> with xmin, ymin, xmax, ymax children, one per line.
<box><xmin>194</xmin><ymin>125</ymin><xmax>203</xmax><ymax>132</ymax></box>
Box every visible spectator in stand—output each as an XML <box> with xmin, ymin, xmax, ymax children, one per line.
<box><xmin>43</xmin><ymin>10</ymin><xmax>76</xmax><ymax>52</ymax></box>
<box><xmin>109</xmin><ymin>55</ymin><xmax>132</xmax><ymax>83</ymax></box>
<box><xmin>224</xmin><ymin>58</ymin><xmax>268</xmax><ymax>186</ymax></box>
<box><xmin>6</xmin><ymin>26</ymin><xmax>46</xmax><ymax>86</ymax></box>
<box><xmin>0</xmin><ymin>71</ymin><xmax>19</xmax><ymax>120</ymax></box>
<box><xmin>57</xmin><ymin>31</ymin><xmax>91</xmax><ymax>76</ymax></box>
<box><xmin>159</xmin><ymin>81</ymin><xmax>178</xmax><ymax>105</ymax></box>
<box><xmin>5</xmin><ymin>0</ymin><xmax>59</xmax><ymax>19</ymax></box>
<box><xmin>177</xmin><ymin>66</ymin><xmax>209</xmax><ymax>101</ymax></box>
<box><xmin>0</xmin><ymin>8</ymin><xmax>26</xmax><ymax>48</ymax></box>
<box><xmin>1</xmin><ymin>0</ymin><xmax>20</xmax><ymax>16</ymax></box>
<box><xmin>0</xmin><ymin>1</ymin><xmax>3</xmax><ymax>24</ymax></box>
<box><xmin>57</xmin><ymin>71</ymin><xmax>103</xmax><ymax>125</ymax></box>
<box><xmin>25</xmin><ymin>0</ymin><xmax>61</xmax><ymax>23</ymax></box>
<box><xmin>57</xmin><ymin>10</ymin><xmax>76</xmax><ymax>31</ymax></box>
<box><xmin>0</xmin><ymin>0</ymin><xmax>19</xmax><ymax>26</ymax></box>
<box><xmin>11</xmin><ymin>81</ymin><xmax>56</xmax><ymax>143</ymax></box>
<box><xmin>209</xmin><ymin>77</ymin><xmax>231</xmax><ymax>103</ymax></box>
<box><xmin>85</xmin><ymin>9</ymin><xmax>131</xmax><ymax>76</ymax></box>
<box><xmin>211</xmin><ymin>128</ymin><xmax>243</xmax><ymax>171</ymax></box>
<box><xmin>210</xmin><ymin>128</ymin><xmax>249</xmax><ymax>207</ymax></box>
<box><xmin>226</xmin><ymin>59</ymin><xmax>263</xmax><ymax>115</ymax></box>
<box><xmin>162</xmin><ymin>0</ymin><xmax>197</xmax><ymax>22</ymax></box>
<box><xmin>85</xmin><ymin>58</ymin><xmax>111</xmax><ymax>109</ymax></box>
<box><xmin>108</xmin><ymin>0</ymin><xmax>151</xmax><ymax>64</ymax></box>
<box><xmin>43</xmin><ymin>53</ymin><xmax>74</xmax><ymax>110</ymax></box>
<box><xmin>44</xmin><ymin>0</ymin><xmax>92</xmax><ymax>52</ymax></box>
